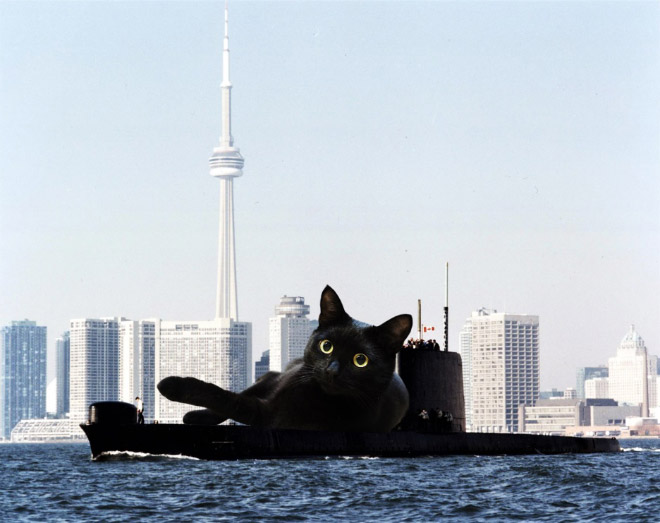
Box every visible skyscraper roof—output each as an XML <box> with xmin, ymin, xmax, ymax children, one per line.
<box><xmin>619</xmin><ymin>325</ymin><xmax>646</xmax><ymax>351</ymax></box>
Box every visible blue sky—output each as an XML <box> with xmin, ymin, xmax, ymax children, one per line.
<box><xmin>1</xmin><ymin>0</ymin><xmax>658</xmax><ymax>391</ymax></box>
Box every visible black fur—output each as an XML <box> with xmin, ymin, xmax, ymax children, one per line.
<box><xmin>158</xmin><ymin>286</ymin><xmax>412</xmax><ymax>432</ymax></box>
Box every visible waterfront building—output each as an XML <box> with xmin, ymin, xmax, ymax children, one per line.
<box><xmin>0</xmin><ymin>320</ymin><xmax>47</xmax><ymax>440</ymax></box>
<box><xmin>584</xmin><ymin>377</ymin><xmax>609</xmax><ymax>399</ymax></box>
<box><xmin>576</xmin><ymin>366</ymin><xmax>608</xmax><ymax>399</ymax></box>
<box><xmin>269</xmin><ymin>296</ymin><xmax>317</xmax><ymax>373</ymax></box>
<box><xmin>520</xmin><ymin>398</ymin><xmax>642</xmax><ymax>435</ymax></box>
<box><xmin>10</xmin><ymin>418</ymin><xmax>85</xmax><ymax>443</ymax></box>
<box><xmin>464</xmin><ymin>308</ymin><xmax>539</xmax><ymax>433</ymax></box>
<box><xmin>55</xmin><ymin>332</ymin><xmax>70</xmax><ymax>418</ymax></box>
<box><xmin>519</xmin><ymin>399</ymin><xmax>581</xmax><ymax>434</ymax></box>
<box><xmin>588</xmin><ymin>403</ymin><xmax>640</xmax><ymax>426</ymax></box>
<box><xmin>255</xmin><ymin>350</ymin><xmax>270</xmax><ymax>381</ymax></box>
<box><xmin>119</xmin><ymin>320</ymin><xmax>156</xmax><ymax>422</ymax></box>
<box><xmin>69</xmin><ymin>318</ymin><xmax>121</xmax><ymax>423</ymax></box>
<box><xmin>155</xmin><ymin>319</ymin><xmax>251</xmax><ymax>423</ymax></box>
<box><xmin>608</xmin><ymin>325</ymin><xmax>657</xmax><ymax>413</ymax></box>
<box><xmin>458</xmin><ymin>319</ymin><xmax>473</xmax><ymax>430</ymax></box>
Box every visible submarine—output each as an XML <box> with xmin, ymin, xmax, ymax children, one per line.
<box><xmin>80</xmin><ymin>349</ymin><xmax>620</xmax><ymax>459</ymax></box>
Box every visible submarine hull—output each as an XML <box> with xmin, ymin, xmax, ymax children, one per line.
<box><xmin>81</xmin><ymin>420</ymin><xmax>620</xmax><ymax>460</ymax></box>
<box><xmin>81</xmin><ymin>351</ymin><xmax>620</xmax><ymax>460</ymax></box>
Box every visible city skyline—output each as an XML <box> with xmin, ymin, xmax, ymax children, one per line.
<box><xmin>1</xmin><ymin>2</ymin><xmax>658</xmax><ymax>391</ymax></box>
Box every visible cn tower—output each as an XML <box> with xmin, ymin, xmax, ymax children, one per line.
<box><xmin>209</xmin><ymin>5</ymin><xmax>244</xmax><ymax>321</ymax></box>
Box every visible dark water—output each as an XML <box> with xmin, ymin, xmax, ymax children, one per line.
<box><xmin>1</xmin><ymin>439</ymin><xmax>658</xmax><ymax>521</ymax></box>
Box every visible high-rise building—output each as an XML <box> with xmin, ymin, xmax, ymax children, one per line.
<box><xmin>1</xmin><ymin>320</ymin><xmax>47</xmax><ymax>440</ymax></box>
<box><xmin>155</xmin><ymin>319</ymin><xmax>251</xmax><ymax>423</ymax></box>
<box><xmin>255</xmin><ymin>350</ymin><xmax>270</xmax><ymax>381</ymax></box>
<box><xmin>458</xmin><ymin>319</ymin><xmax>473</xmax><ymax>430</ymax></box>
<box><xmin>463</xmin><ymin>309</ymin><xmax>539</xmax><ymax>433</ymax></box>
<box><xmin>584</xmin><ymin>377</ymin><xmax>609</xmax><ymax>399</ymax></box>
<box><xmin>269</xmin><ymin>296</ymin><xmax>317</xmax><ymax>373</ymax></box>
<box><xmin>576</xmin><ymin>366</ymin><xmax>608</xmax><ymax>399</ymax></box>
<box><xmin>55</xmin><ymin>331</ymin><xmax>70</xmax><ymax>418</ymax></box>
<box><xmin>69</xmin><ymin>318</ymin><xmax>121</xmax><ymax>422</ymax></box>
<box><xmin>608</xmin><ymin>325</ymin><xmax>657</xmax><ymax>414</ymax></box>
<box><xmin>119</xmin><ymin>320</ymin><xmax>156</xmax><ymax>422</ymax></box>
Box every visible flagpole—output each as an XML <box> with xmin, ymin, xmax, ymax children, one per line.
<box><xmin>444</xmin><ymin>262</ymin><xmax>449</xmax><ymax>352</ymax></box>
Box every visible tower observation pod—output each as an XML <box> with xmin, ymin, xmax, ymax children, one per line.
<box><xmin>210</xmin><ymin>4</ymin><xmax>244</xmax><ymax>320</ymax></box>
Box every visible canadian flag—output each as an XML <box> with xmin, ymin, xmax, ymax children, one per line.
<box><xmin>424</xmin><ymin>326</ymin><xmax>435</xmax><ymax>332</ymax></box>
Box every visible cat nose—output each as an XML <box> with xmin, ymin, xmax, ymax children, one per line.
<box><xmin>326</xmin><ymin>360</ymin><xmax>340</xmax><ymax>376</ymax></box>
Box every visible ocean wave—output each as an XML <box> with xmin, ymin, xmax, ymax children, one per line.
<box><xmin>94</xmin><ymin>450</ymin><xmax>200</xmax><ymax>461</ymax></box>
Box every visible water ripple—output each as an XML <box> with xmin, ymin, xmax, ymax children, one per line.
<box><xmin>0</xmin><ymin>439</ymin><xmax>658</xmax><ymax>521</ymax></box>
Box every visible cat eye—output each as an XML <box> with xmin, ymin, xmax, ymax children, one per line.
<box><xmin>353</xmin><ymin>353</ymin><xmax>369</xmax><ymax>368</ymax></box>
<box><xmin>319</xmin><ymin>339</ymin><xmax>334</xmax><ymax>354</ymax></box>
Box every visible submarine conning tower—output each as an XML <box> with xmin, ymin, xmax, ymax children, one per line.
<box><xmin>88</xmin><ymin>401</ymin><xmax>137</xmax><ymax>425</ymax></box>
<box><xmin>398</xmin><ymin>349</ymin><xmax>466</xmax><ymax>433</ymax></box>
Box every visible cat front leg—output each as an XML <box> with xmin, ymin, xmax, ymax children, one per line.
<box><xmin>182</xmin><ymin>409</ymin><xmax>225</xmax><ymax>425</ymax></box>
<box><xmin>157</xmin><ymin>376</ymin><xmax>268</xmax><ymax>426</ymax></box>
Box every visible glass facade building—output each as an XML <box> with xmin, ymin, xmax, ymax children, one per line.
<box><xmin>1</xmin><ymin>320</ymin><xmax>47</xmax><ymax>440</ymax></box>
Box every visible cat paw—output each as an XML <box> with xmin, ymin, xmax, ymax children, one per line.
<box><xmin>157</xmin><ymin>376</ymin><xmax>190</xmax><ymax>402</ymax></box>
<box><xmin>183</xmin><ymin>409</ymin><xmax>226</xmax><ymax>425</ymax></box>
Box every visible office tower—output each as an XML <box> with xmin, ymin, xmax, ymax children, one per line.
<box><xmin>255</xmin><ymin>350</ymin><xmax>270</xmax><ymax>381</ymax></box>
<box><xmin>119</xmin><ymin>320</ymin><xmax>156</xmax><ymax>422</ymax></box>
<box><xmin>155</xmin><ymin>319</ymin><xmax>251</xmax><ymax>423</ymax></box>
<box><xmin>55</xmin><ymin>331</ymin><xmax>70</xmax><ymax>418</ymax></box>
<box><xmin>69</xmin><ymin>318</ymin><xmax>121</xmax><ymax>422</ymax></box>
<box><xmin>0</xmin><ymin>320</ymin><xmax>47</xmax><ymax>440</ymax></box>
<box><xmin>584</xmin><ymin>377</ymin><xmax>609</xmax><ymax>399</ymax></box>
<box><xmin>608</xmin><ymin>325</ymin><xmax>657</xmax><ymax>414</ymax></box>
<box><xmin>458</xmin><ymin>319</ymin><xmax>473</xmax><ymax>430</ymax></box>
<box><xmin>269</xmin><ymin>296</ymin><xmax>317</xmax><ymax>373</ymax></box>
<box><xmin>466</xmin><ymin>309</ymin><xmax>539</xmax><ymax>433</ymax></box>
<box><xmin>576</xmin><ymin>366</ymin><xmax>609</xmax><ymax>399</ymax></box>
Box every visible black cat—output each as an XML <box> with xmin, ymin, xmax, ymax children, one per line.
<box><xmin>157</xmin><ymin>286</ymin><xmax>413</xmax><ymax>432</ymax></box>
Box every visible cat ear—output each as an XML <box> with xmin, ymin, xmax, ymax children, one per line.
<box><xmin>376</xmin><ymin>314</ymin><xmax>413</xmax><ymax>353</ymax></box>
<box><xmin>319</xmin><ymin>285</ymin><xmax>350</xmax><ymax>328</ymax></box>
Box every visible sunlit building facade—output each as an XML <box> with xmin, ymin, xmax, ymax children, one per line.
<box><xmin>584</xmin><ymin>377</ymin><xmax>609</xmax><ymax>399</ymax></box>
<box><xmin>69</xmin><ymin>318</ymin><xmax>121</xmax><ymax>423</ymax></box>
<box><xmin>466</xmin><ymin>309</ymin><xmax>539</xmax><ymax>433</ymax></box>
<box><xmin>119</xmin><ymin>320</ymin><xmax>157</xmax><ymax>422</ymax></box>
<box><xmin>155</xmin><ymin>319</ymin><xmax>251</xmax><ymax>423</ymax></box>
<box><xmin>608</xmin><ymin>326</ymin><xmax>657</xmax><ymax>411</ymax></box>
<box><xmin>269</xmin><ymin>296</ymin><xmax>317</xmax><ymax>373</ymax></box>
<box><xmin>458</xmin><ymin>319</ymin><xmax>473</xmax><ymax>430</ymax></box>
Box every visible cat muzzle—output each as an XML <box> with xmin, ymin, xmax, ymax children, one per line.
<box><xmin>325</xmin><ymin>360</ymin><xmax>340</xmax><ymax>378</ymax></box>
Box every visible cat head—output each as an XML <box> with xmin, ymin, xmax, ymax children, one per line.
<box><xmin>303</xmin><ymin>285</ymin><xmax>413</xmax><ymax>398</ymax></box>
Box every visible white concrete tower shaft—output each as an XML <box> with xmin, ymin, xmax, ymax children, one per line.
<box><xmin>209</xmin><ymin>4</ymin><xmax>244</xmax><ymax>320</ymax></box>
